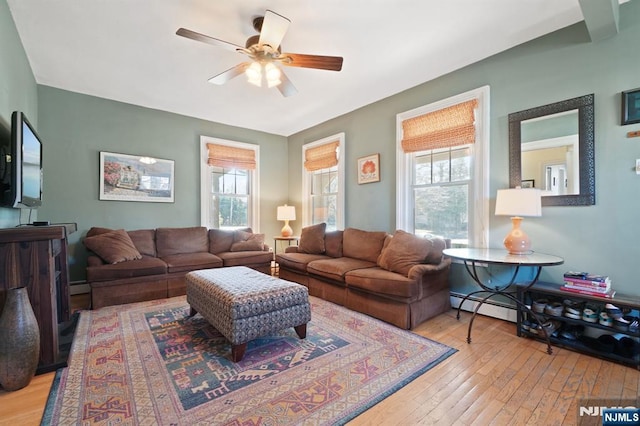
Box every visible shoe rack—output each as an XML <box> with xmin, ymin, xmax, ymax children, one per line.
<box><xmin>516</xmin><ymin>281</ymin><xmax>640</xmax><ymax>369</ymax></box>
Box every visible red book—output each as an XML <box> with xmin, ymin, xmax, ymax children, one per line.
<box><xmin>560</xmin><ymin>285</ymin><xmax>616</xmax><ymax>298</ymax></box>
<box><xmin>563</xmin><ymin>280</ymin><xmax>611</xmax><ymax>292</ymax></box>
<box><xmin>563</xmin><ymin>276</ymin><xmax>611</xmax><ymax>288</ymax></box>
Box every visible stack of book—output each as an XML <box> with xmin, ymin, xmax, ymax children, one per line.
<box><xmin>561</xmin><ymin>271</ymin><xmax>616</xmax><ymax>298</ymax></box>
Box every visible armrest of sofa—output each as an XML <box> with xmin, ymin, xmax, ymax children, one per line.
<box><xmin>407</xmin><ymin>258</ymin><xmax>452</xmax><ymax>279</ymax></box>
<box><xmin>87</xmin><ymin>254</ymin><xmax>106</xmax><ymax>267</ymax></box>
<box><xmin>284</xmin><ymin>246</ymin><xmax>299</xmax><ymax>254</ymax></box>
<box><xmin>408</xmin><ymin>257</ymin><xmax>452</xmax><ymax>298</ymax></box>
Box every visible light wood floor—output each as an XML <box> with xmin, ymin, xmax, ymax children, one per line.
<box><xmin>1</xmin><ymin>295</ymin><xmax>638</xmax><ymax>425</ymax></box>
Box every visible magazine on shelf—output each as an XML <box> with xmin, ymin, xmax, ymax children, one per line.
<box><xmin>560</xmin><ymin>285</ymin><xmax>616</xmax><ymax>298</ymax></box>
<box><xmin>563</xmin><ymin>272</ymin><xmax>610</xmax><ymax>285</ymax></box>
<box><xmin>563</xmin><ymin>279</ymin><xmax>611</xmax><ymax>292</ymax></box>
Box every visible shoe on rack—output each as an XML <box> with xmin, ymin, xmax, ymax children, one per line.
<box><xmin>605</xmin><ymin>303</ymin><xmax>623</xmax><ymax>320</ymax></box>
<box><xmin>544</xmin><ymin>302</ymin><xmax>564</xmax><ymax>316</ymax></box>
<box><xmin>540</xmin><ymin>320</ymin><xmax>561</xmax><ymax>338</ymax></box>
<box><xmin>532</xmin><ymin>299</ymin><xmax>548</xmax><ymax>314</ymax></box>
<box><xmin>613</xmin><ymin>316</ymin><xmax>630</xmax><ymax>332</ymax></box>
<box><xmin>599</xmin><ymin>312</ymin><xmax>613</xmax><ymax>327</ymax></box>
<box><xmin>582</xmin><ymin>306</ymin><xmax>599</xmax><ymax>323</ymax></box>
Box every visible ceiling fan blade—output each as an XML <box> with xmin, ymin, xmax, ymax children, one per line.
<box><xmin>277</xmin><ymin>70</ymin><xmax>298</xmax><ymax>97</ymax></box>
<box><xmin>208</xmin><ymin>62</ymin><xmax>251</xmax><ymax>85</ymax></box>
<box><xmin>281</xmin><ymin>53</ymin><xmax>343</xmax><ymax>71</ymax></box>
<box><xmin>258</xmin><ymin>10</ymin><xmax>290</xmax><ymax>50</ymax></box>
<box><xmin>176</xmin><ymin>28</ymin><xmax>243</xmax><ymax>52</ymax></box>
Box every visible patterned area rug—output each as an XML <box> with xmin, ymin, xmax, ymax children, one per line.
<box><xmin>42</xmin><ymin>295</ymin><xmax>456</xmax><ymax>425</ymax></box>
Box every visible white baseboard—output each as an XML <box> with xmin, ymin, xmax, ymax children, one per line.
<box><xmin>70</xmin><ymin>282</ymin><xmax>90</xmax><ymax>295</ymax></box>
<box><xmin>451</xmin><ymin>294</ymin><xmax>517</xmax><ymax>323</ymax></box>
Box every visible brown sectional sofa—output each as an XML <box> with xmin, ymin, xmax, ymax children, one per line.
<box><xmin>275</xmin><ymin>225</ymin><xmax>452</xmax><ymax>329</ymax></box>
<box><xmin>84</xmin><ymin>226</ymin><xmax>273</xmax><ymax>309</ymax></box>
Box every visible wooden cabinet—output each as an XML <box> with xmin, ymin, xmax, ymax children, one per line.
<box><xmin>0</xmin><ymin>224</ymin><xmax>76</xmax><ymax>373</ymax></box>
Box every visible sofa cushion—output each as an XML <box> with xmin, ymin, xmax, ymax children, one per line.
<box><xmin>156</xmin><ymin>226</ymin><xmax>208</xmax><ymax>257</ymax></box>
<box><xmin>377</xmin><ymin>230</ymin><xmax>434</xmax><ymax>276</ymax></box>
<box><xmin>87</xmin><ymin>255</ymin><xmax>167</xmax><ymax>282</ymax></box>
<box><xmin>127</xmin><ymin>229</ymin><xmax>156</xmax><ymax>257</ymax></box>
<box><xmin>275</xmin><ymin>252</ymin><xmax>330</xmax><ymax>273</ymax></box>
<box><xmin>307</xmin><ymin>257</ymin><xmax>376</xmax><ymax>283</ymax></box>
<box><xmin>345</xmin><ymin>267</ymin><xmax>419</xmax><ymax>301</ymax></box>
<box><xmin>297</xmin><ymin>223</ymin><xmax>326</xmax><ymax>254</ymax></box>
<box><xmin>160</xmin><ymin>252</ymin><xmax>223</xmax><ymax>273</ymax></box>
<box><xmin>342</xmin><ymin>228</ymin><xmax>388</xmax><ymax>263</ymax></box>
<box><xmin>216</xmin><ymin>250</ymin><xmax>274</xmax><ymax>267</ymax></box>
<box><xmin>86</xmin><ymin>226</ymin><xmax>114</xmax><ymax>237</ymax></box>
<box><xmin>324</xmin><ymin>230</ymin><xmax>344</xmax><ymax>258</ymax></box>
<box><xmin>83</xmin><ymin>229</ymin><xmax>142</xmax><ymax>264</ymax></box>
<box><xmin>230</xmin><ymin>231</ymin><xmax>265</xmax><ymax>251</ymax></box>
<box><xmin>424</xmin><ymin>236</ymin><xmax>447</xmax><ymax>265</ymax></box>
<box><xmin>208</xmin><ymin>228</ymin><xmax>253</xmax><ymax>253</ymax></box>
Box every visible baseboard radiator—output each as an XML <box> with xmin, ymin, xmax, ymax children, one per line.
<box><xmin>450</xmin><ymin>292</ymin><xmax>517</xmax><ymax>323</ymax></box>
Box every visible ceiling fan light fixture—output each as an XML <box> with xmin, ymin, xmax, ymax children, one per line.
<box><xmin>245</xmin><ymin>62</ymin><xmax>262</xmax><ymax>86</ymax></box>
<box><xmin>265</xmin><ymin>62</ymin><xmax>281</xmax><ymax>87</ymax></box>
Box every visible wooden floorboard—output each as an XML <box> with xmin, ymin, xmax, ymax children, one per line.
<box><xmin>0</xmin><ymin>296</ymin><xmax>638</xmax><ymax>425</ymax></box>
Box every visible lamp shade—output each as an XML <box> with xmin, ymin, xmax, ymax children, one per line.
<box><xmin>495</xmin><ymin>188</ymin><xmax>542</xmax><ymax>217</ymax></box>
<box><xmin>277</xmin><ymin>205</ymin><xmax>296</xmax><ymax>221</ymax></box>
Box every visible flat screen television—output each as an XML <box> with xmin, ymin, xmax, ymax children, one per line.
<box><xmin>0</xmin><ymin>111</ymin><xmax>43</xmax><ymax>208</ymax></box>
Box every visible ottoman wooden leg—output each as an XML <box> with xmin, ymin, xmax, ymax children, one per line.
<box><xmin>294</xmin><ymin>323</ymin><xmax>307</xmax><ymax>339</ymax></box>
<box><xmin>232</xmin><ymin>343</ymin><xmax>247</xmax><ymax>362</ymax></box>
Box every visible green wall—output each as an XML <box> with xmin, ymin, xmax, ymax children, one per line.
<box><xmin>288</xmin><ymin>1</ymin><xmax>640</xmax><ymax>296</ymax></box>
<box><xmin>36</xmin><ymin>87</ymin><xmax>288</xmax><ymax>280</ymax></box>
<box><xmin>0</xmin><ymin>0</ymin><xmax>38</xmax><ymax>228</ymax></box>
<box><xmin>3</xmin><ymin>0</ymin><xmax>640</xmax><ymax>296</ymax></box>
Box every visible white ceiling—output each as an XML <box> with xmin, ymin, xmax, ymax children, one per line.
<box><xmin>7</xmin><ymin>1</ymin><xmax>589</xmax><ymax>136</ymax></box>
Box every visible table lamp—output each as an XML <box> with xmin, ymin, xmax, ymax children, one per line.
<box><xmin>277</xmin><ymin>204</ymin><xmax>296</xmax><ymax>237</ymax></box>
<box><xmin>495</xmin><ymin>188</ymin><xmax>542</xmax><ymax>255</ymax></box>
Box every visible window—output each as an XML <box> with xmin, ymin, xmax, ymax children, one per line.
<box><xmin>302</xmin><ymin>133</ymin><xmax>345</xmax><ymax>231</ymax></box>
<box><xmin>396</xmin><ymin>86</ymin><xmax>489</xmax><ymax>247</ymax></box>
<box><xmin>200</xmin><ymin>137</ymin><xmax>260</xmax><ymax>230</ymax></box>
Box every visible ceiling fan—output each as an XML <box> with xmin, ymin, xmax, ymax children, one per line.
<box><xmin>176</xmin><ymin>10</ymin><xmax>343</xmax><ymax>97</ymax></box>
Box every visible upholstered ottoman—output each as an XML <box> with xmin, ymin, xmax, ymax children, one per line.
<box><xmin>186</xmin><ymin>266</ymin><xmax>311</xmax><ymax>362</ymax></box>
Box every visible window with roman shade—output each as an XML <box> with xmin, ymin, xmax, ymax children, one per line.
<box><xmin>303</xmin><ymin>140</ymin><xmax>339</xmax><ymax>171</ymax></box>
<box><xmin>302</xmin><ymin>133</ymin><xmax>345</xmax><ymax>231</ymax></box>
<box><xmin>200</xmin><ymin>137</ymin><xmax>260</xmax><ymax>230</ymax></box>
<box><xmin>206</xmin><ymin>143</ymin><xmax>256</xmax><ymax>170</ymax></box>
<box><xmin>396</xmin><ymin>87</ymin><xmax>489</xmax><ymax>249</ymax></box>
<box><xmin>401</xmin><ymin>99</ymin><xmax>478</xmax><ymax>153</ymax></box>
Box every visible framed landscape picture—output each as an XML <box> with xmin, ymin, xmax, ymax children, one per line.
<box><xmin>99</xmin><ymin>151</ymin><xmax>175</xmax><ymax>202</ymax></box>
<box><xmin>357</xmin><ymin>153</ymin><xmax>380</xmax><ymax>184</ymax></box>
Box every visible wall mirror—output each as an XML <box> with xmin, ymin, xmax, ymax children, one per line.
<box><xmin>508</xmin><ymin>94</ymin><xmax>595</xmax><ymax>206</ymax></box>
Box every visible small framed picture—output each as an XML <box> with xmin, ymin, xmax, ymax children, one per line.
<box><xmin>357</xmin><ymin>153</ymin><xmax>380</xmax><ymax>184</ymax></box>
<box><xmin>521</xmin><ymin>179</ymin><xmax>535</xmax><ymax>188</ymax></box>
<box><xmin>621</xmin><ymin>87</ymin><xmax>640</xmax><ymax>125</ymax></box>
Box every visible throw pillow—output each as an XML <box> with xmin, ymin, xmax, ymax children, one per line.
<box><xmin>377</xmin><ymin>230</ymin><xmax>432</xmax><ymax>276</ymax></box>
<box><xmin>230</xmin><ymin>231</ymin><xmax>265</xmax><ymax>251</ymax></box>
<box><xmin>83</xmin><ymin>229</ymin><xmax>142</xmax><ymax>264</ymax></box>
<box><xmin>298</xmin><ymin>223</ymin><xmax>327</xmax><ymax>254</ymax></box>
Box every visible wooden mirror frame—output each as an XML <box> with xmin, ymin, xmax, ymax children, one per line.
<box><xmin>508</xmin><ymin>94</ymin><xmax>595</xmax><ymax>206</ymax></box>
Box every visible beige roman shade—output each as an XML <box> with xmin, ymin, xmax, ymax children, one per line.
<box><xmin>304</xmin><ymin>140</ymin><xmax>340</xmax><ymax>172</ymax></box>
<box><xmin>401</xmin><ymin>99</ymin><xmax>478</xmax><ymax>153</ymax></box>
<box><xmin>206</xmin><ymin>143</ymin><xmax>256</xmax><ymax>170</ymax></box>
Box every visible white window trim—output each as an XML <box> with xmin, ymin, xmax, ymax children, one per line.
<box><xmin>301</xmin><ymin>132</ymin><xmax>345</xmax><ymax>229</ymax></box>
<box><xmin>199</xmin><ymin>136</ymin><xmax>260</xmax><ymax>231</ymax></box>
<box><xmin>395</xmin><ymin>86</ymin><xmax>490</xmax><ymax>248</ymax></box>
